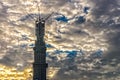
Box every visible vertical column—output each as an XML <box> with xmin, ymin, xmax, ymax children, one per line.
<box><xmin>33</xmin><ymin>19</ymin><xmax>48</xmax><ymax>80</ymax></box>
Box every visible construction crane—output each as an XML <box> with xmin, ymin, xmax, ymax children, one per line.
<box><xmin>33</xmin><ymin>12</ymin><xmax>53</xmax><ymax>80</ymax></box>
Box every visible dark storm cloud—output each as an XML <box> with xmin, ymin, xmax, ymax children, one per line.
<box><xmin>90</xmin><ymin>0</ymin><xmax>119</xmax><ymax>18</ymax></box>
<box><xmin>89</xmin><ymin>0</ymin><xmax>120</xmax><ymax>62</ymax></box>
<box><xmin>50</xmin><ymin>0</ymin><xmax>120</xmax><ymax>79</ymax></box>
<box><xmin>103</xmin><ymin>32</ymin><xmax>120</xmax><ymax>61</ymax></box>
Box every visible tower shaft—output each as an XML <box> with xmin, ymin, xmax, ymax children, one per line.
<box><xmin>33</xmin><ymin>20</ymin><xmax>48</xmax><ymax>80</ymax></box>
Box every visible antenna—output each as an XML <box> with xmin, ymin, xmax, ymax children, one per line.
<box><xmin>37</xmin><ymin>1</ymin><xmax>41</xmax><ymax>20</ymax></box>
<box><xmin>44</xmin><ymin>12</ymin><xmax>54</xmax><ymax>21</ymax></box>
<box><xmin>27</xmin><ymin>14</ymin><xmax>36</xmax><ymax>21</ymax></box>
<box><xmin>21</xmin><ymin>0</ymin><xmax>59</xmax><ymax>22</ymax></box>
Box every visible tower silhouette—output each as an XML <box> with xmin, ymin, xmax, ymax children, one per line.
<box><xmin>33</xmin><ymin>18</ymin><xmax>47</xmax><ymax>80</ymax></box>
<box><xmin>33</xmin><ymin>12</ymin><xmax>53</xmax><ymax>80</ymax></box>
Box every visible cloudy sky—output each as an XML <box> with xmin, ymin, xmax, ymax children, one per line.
<box><xmin>0</xmin><ymin>0</ymin><xmax>120</xmax><ymax>80</ymax></box>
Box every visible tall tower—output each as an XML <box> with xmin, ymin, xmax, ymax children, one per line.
<box><xmin>33</xmin><ymin>17</ymin><xmax>48</xmax><ymax>80</ymax></box>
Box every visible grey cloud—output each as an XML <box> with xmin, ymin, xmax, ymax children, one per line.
<box><xmin>104</xmin><ymin>32</ymin><xmax>120</xmax><ymax>60</ymax></box>
<box><xmin>90</xmin><ymin>0</ymin><xmax>118</xmax><ymax>18</ymax></box>
<box><xmin>0</xmin><ymin>0</ymin><xmax>120</xmax><ymax>80</ymax></box>
<box><xmin>0</xmin><ymin>47</ymin><xmax>33</xmax><ymax>70</ymax></box>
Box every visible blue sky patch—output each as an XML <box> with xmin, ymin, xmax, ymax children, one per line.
<box><xmin>46</xmin><ymin>44</ymin><xmax>54</xmax><ymax>48</ymax></box>
<box><xmin>55</xmin><ymin>15</ymin><xmax>68</xmax><ymax>22</ymax></box>
<box><xmin>75</xmin><ymin>16</ymin><xmax>86</xmax><ymax>24</ymax></box>
<box><xmin>83</xmin><ymin>7</ymin><xmax>90</xmax><ymax>14</ymax></box>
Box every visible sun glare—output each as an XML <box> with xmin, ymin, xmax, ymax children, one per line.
<box><xmin>0</xmin><ymin>64</ymin><xmax>58</xmax><ymax>80</ymax></box>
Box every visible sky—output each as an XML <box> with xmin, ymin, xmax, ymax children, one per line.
<box><xmin>0</xmin><ymin>0</ymin><xmax>120</xmax><ymax>80</ymax></box>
